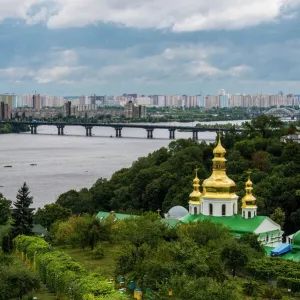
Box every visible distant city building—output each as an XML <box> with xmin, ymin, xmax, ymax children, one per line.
<box><xmin>218</xmin><ymin>89</ymin><xmax>226</xmax><ymax>96</ymax></box>
<box><xmin>64</xmin><ymin>101</ymin><xmax>72</xmax><ymax>117</ymax></box>
<box><xmin>124</xmin><ymin>101</ymin><xmax>147</xmax><ymax>119</ymax></box>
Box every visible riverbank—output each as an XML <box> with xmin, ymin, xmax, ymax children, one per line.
<box><xmin>0</xmin><ymin>123</ymin><xmax>29</xmax><ymax>134</ymax></box>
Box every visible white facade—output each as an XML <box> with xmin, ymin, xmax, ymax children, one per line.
<box><xmin>201</xmin><ymin>196</ymin><xmax>238</xmax><ymax>217</ymax></box>
<box><xmin>242</xmin><ymin>207</ymin><xmax>257</xmax><ymax>219</ymax></box>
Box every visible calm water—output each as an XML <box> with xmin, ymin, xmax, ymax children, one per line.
<box><xmin>0</xmin><ymin>120</ymin><xmax>246</xmax><ymax>208</ymax></box>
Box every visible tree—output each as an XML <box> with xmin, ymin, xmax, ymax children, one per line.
<box><xmin>11</xmin><ymin>183</ymin><xmax>34</xmax><ymax>238</ymax></box>
<box><xmin>240</xmin><ymin>233</ymin><xmax>265</xmax><ymax>255</ymax></box>
<box><xmin>0</xmin><ymin>194</ymin><xmax>11</xmax><ymax>226</ymax></box>
<box><xmin>221</xmin><ymin>242</ymin><xmax>250</xmax><ymax>278</ymax></box>
<box><xmin>270</xmin><ymin>207</ymin><xmax>286</xmax><ymax>228</ymax></box>
<box><xmin>34</xmin><ymin>203</ymin><xmax>71</xmax><ymax>230</ymax></box>
<box><xmin>252</xmin><ymin>151</ymin><xmax>270</xmax><ymax>172</ymax></box>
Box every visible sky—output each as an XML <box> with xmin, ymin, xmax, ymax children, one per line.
<box><xmin>0</xmin><ymin>0</ymin><xmax>300</xmax><ymax>96</ymax></box>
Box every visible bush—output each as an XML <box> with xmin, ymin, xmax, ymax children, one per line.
<box><xmin>243</xmin><ymin>281</ymin><xmax>259</xmax><ymax>296</ymax></box>
<box><xmin>14</xmin><ymin>235</ymin><xmax>125</xmax><ymax>299</ymax></box>
<box><xmin>278</xmin><ymin>277</ymin><xmax>300</xmax><ymax>293</ymax></box>
<box><xmin>92</xmin><ymin>243</ymin><xmax>104</xmax><ymax>259</ymax></box>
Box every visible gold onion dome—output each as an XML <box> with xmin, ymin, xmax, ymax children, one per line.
<box><xmin>202</xmin><ymin>135</ymin><xmax>236</xmax><ymax>198</ymax></box>
<box><xmin>213</xmin><ymin>135</ymin><xmax>226</xmax><ymax>155</ymax></box>
<box><xmin>189</xmin><ymin>168</ymin><xmax>201</xmax><ymax>201</ymax></box>
<box><xmin>242</xmin><ymin>175</ymin><xmax>257</xmax><ymax>208</ymax></box>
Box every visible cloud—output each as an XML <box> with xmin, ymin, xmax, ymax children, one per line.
<box><xmin>41</xmin><ymin>0</ymin><xmax>300</xmax><ymax>31</ymax></box>
<box><xmin>1</xmin><ymin>0</ymin><xmax>300</xmax><ymax>31</ymax></box>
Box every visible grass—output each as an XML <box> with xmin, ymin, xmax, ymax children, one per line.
<box><xmin>58</xmin><ymin>242</ymin><xmax>122</xmax><ymax>279</ymax></box>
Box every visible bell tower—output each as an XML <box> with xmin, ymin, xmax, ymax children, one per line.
<box><xmin>241</xmin><ymin>172</ymin><xmax>257</xmax><ymax>219</ymax></box>
<box><xmin>189</xmin><ymin>168</ymin><xmax>201</xmax><ymax>215</ymax></box>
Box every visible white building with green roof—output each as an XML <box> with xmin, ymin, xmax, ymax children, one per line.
<box><xmin>176</xmin><ymin>136</ymin><xmax>282</xmax><ymax>247</ymax></box>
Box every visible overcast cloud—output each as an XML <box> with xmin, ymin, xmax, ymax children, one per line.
<box><xmin>0</xmin><ymin>0</ymin><xmax>299</xmax><ymax>95</ymax></box>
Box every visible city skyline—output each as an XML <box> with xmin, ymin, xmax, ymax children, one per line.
<box><xmin>0</xmin><ymin>1</ymin><xmax>300</xmax><ymax>95</ymax></box>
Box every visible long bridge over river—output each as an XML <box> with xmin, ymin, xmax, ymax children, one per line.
<box><xmin>0</xmin><ymin>121</ymin><xmax>242</xmax><ymax>140</ymax></box>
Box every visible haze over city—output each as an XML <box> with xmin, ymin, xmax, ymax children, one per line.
<box><xmin>0</xmin><ymin>0</ymin><xmax>300</xmax><ymax>95</ymax></box>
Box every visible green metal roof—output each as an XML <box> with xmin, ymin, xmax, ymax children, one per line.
<box><xmin>32</xmin><ymin>224</ymin><xmax>47</xmax><ymax>236</ymax></box>
<box><xmin>96</xmin><ymin>211</ymin><xmax>137</xmax><ymax>221</ymax></box>
<box><xmin>160</xmin><ymin>218</ymin><xmax>181</xmax><ymax>228</ymax></box>
<box><xmin>180</xmin><ymin>214</ymin><xmax>267</xmax><ymax>233</ymax></box>
<box><xmin>292</xmin><ymin>231</ymin><xmax>300</xmax><ymax>250</ymax></box>
<box><xmin>96</xmin><ymin>211</ymin><xmax>180</xmax><ymax>229</ymax></box>
<box><xmin>282</xmin><ymin>251</ymin><xmax>300</xmax><ymax>262</ymax></box>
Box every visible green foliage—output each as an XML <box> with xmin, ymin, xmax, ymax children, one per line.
<box><xmin>92</xmin><ymin>243</ymin><xmax>104</xmax><ymax>259</ymax></box>
<box><xmin>0</xmin><ymin>194</ymin><xmax>11</xmax><ymax>226</ymax></box>
<box><xmin>154</xmin><ymin>275</ymin><xmax>239</xmax><ymax>300</ymax></box>
<box><xmin>52</xmin><ymin>215</ymin><xmax>109</xmax><ymax>250</ymax></box>
<box><xmin>242</xmin><ymin>281</ymin><xmax>260</xmax><ymax>296</ymax></box>
<box><xmin>247</xmin><ymin>257</ymin><xmax>300</xmax><ymax>281</ymax></box>
<box><xmin>0</xmin><ymin>254</ymin><xmax>40</xmax><ymax>300</ymax></box>
<box><xmin>271</xmin><ymin>207</ymin><xmax>286</xmax><ymax>228</ymax></box>
<box><xmin>11</xmin><ymin>182</ymin><xmax>34</xmax><ymax>238</ymax></box>
<box><xmin>13</xmin><ymin>235</ymin><xmax>127</xmax><ymax>299</ymax></box>
<box><xmin>278</xmin><ymin>277</ymin><xmax>300</xmax><ymax>293</ymax></box>
<box><xmin>221</xmin><ymin>241</ymin><xmax>250</xmax><ymax>278</ymax></box>
<box><xmin>34</xmin><ymin>203</ymin><xmax>71</xmax><ymax>229</ymax></box>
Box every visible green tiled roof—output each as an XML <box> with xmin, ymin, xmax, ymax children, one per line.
<box><xmin>180</xmin><ymin>214</ymin><xmax>267</xmax><ymax>233</ymax></box>
<box><xmin>96</xmin><ymin>211</ymin><xmax>137</xmax><ymax>221</ymax></box>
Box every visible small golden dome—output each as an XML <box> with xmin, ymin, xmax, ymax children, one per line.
<box><xmin>189</xmin><ymin>168</ymin><xmax>201</xmax><ymax>202</ymax></box>
<box><xmin>242</xmin><ymin>175</ymin><xmax>257</xmax><ymax>208</ymax></box>
<box><xmin>213</xmin><ymin>136</ymin><xmax>226</xmax><ymax>155</ymax></box>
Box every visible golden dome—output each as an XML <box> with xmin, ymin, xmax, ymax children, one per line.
<box><xmin>242</xmin><ymin>175</ymin><xmax>257</xmax><ymax>208</ymax></box>
<box><xmin>189</xmin><ymin>168</ymin><xmax>201</xmax><ymax>203</ymax></box>
<box><xmin>202</xmin><ymin>135</ymin><xmax>237</xmax><ymax>199</ymax></box>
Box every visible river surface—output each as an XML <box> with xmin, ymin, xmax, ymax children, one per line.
<box><xmin>0</xmin><ymin>120</ymin><xmax>247</xmax><ymax>208</ymax></box>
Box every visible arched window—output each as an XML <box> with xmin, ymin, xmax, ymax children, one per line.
<box><xmin>243</xmin><ymin>211</ymin><xmax>245</xmax><ymax>218</ymax></box>
<box><xmin>194</xmin><ymin>207</ymin><xmax>197</xmax><ymax>215</ymax></box>
<box><xmin>209</xmin><ymin>204</ymin><xmax>213</xmax><ymax>216</ymax></box>
<box><xmin>222</xmin><ymin>204</ymin><xmax>226</xmax><ymax>216</ymax></box>
<box><xmin>248</xmin><ymin>211</ymin><xmax>251</xmax><ymax>219</ymax></box>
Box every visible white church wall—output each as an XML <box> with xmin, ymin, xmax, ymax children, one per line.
<box><xmin>202</xmin><ymin>197</ymin><xmax>238</xmax><ymax>217</ymax></box>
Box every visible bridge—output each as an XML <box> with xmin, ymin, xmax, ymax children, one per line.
<box><xmin>264</xmin><ymin>107</ymin><xmax>300</xmax><ymax>119</ymax></box>
<box><xmin>0</xmin><ymin>121</ymin><xmax>241</xmax><ymax>140</ymax></box>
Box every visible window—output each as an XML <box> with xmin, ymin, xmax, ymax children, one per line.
<box><xmin>254</xmin><ymin>211</ymin><xmax>256</xmax><ymax>216</ymax></box>
<box><xmin>194</xmin><ymin>207</ymin><xmax>197</xmax><ymax>215</ymax></box>
<box><xmin>209</xmin><ymin>204</ymin><xmax>213</xmax><ymax>216</ymax></box>
<box><xmin>233</xmin><ymin>203</ymin><xmax>236</xmax><ymax>214</ymax></box>
<box><xmin>222</xmin><ymin>204</ymin><xmax>226</xmax><ymax>216</ymax></box>
<box><xmin>243</xmin><ymin>211</ymin><xmax>245</xmax><ymax>218</ymax></box>
<box><xmin>248</xmin><ymin>211</ymin><xmax>251</xmax><ymax>219</ymax></box>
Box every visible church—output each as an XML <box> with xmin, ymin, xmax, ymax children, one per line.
<box><xmin>179</xmin><ymin>136</ymin><xmax>282</xmax><ymax>247</ymax></box>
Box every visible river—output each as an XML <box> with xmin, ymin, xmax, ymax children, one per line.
<box><xmin>0</xmin><ymin>120</ymin><xmax>247</xmax><ymax>208</ymax></box>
